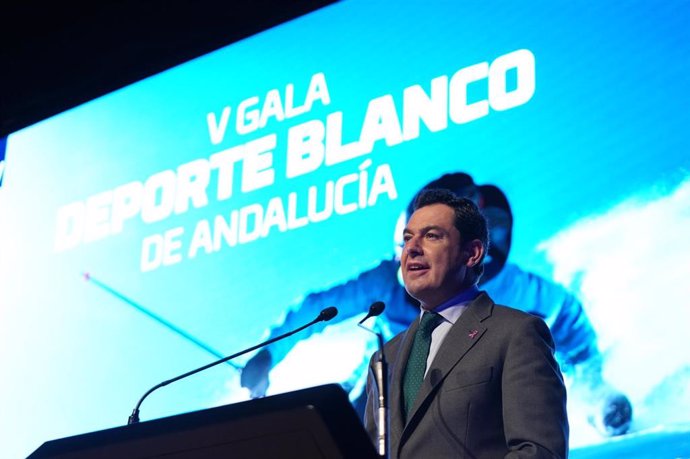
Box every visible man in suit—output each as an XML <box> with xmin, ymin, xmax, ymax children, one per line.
<box><xmin>364</xmin><ymin>189</ymin><xmax>568</xmax><ymax>458</ymax></box>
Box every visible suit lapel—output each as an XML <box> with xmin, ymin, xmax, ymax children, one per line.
<box><xmin>401</xmin><ymin>293</ymin><xmax>494</xmax><ymax>438</ymax></box>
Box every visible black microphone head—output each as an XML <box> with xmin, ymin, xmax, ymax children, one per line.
<box><xmin>318</xmin><ymin>306</ymin><xmax>338</xmax><ymax>322</ymax></box>
<box><xmin>369</xmin><ymin>301</ymin><xmax>385</xmax><ymax>317</ymax></box>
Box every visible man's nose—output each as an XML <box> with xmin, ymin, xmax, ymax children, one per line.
<box><xmin>405</xmin><ymin>237</ymin><xmax>423</xmax><ymax>257</ymax></box>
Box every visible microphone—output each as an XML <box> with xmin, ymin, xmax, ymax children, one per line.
<box><xmin>318</xmin><ymin>306</ymin><xmax>338</xmax><ymax>322</ymax></box>
<box><xmin>358</xmin><ymin>301</ymin><xmax>388</xmax><ymax>458</ymax></box>
<box><xmin>358</xmin><ymin>301</ymin><xmax>385</xmax><ymax>325</ymax></box>
<box><xmin>127</xmin><ymin>306</ymin><xmax>338</xmax><ymax>425</ymax></box>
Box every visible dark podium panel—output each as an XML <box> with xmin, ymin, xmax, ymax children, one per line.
<box><xmin>29</xmin><ymin>384</ymin><xmax>378</xmax><ymax>459</ymax></box>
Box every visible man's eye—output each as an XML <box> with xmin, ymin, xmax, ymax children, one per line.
<box><xmin>426</xmin><ymin>232</ymin><xmax>440</xmax><ymax>239</ymax></box>
<box><xmin>402</xmin><ymin>235</ymin><xmax>411</xmax><ymax>243</ymax></box>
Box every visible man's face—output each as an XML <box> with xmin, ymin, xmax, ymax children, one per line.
<box><xmin>394</xmin><ymin>203</ymin><xmax>511</xmax><ymax>286</ymax></box>
<box><xmin>401</xmin><ymin>203</ymin><xmax>469</xmax><ymax>310</ymax></box>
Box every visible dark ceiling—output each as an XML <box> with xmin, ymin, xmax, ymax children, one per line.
<box><xmin>0</xmin><ymin>0</ymin><xmax>336</xmax><ymax>137</ymax></box>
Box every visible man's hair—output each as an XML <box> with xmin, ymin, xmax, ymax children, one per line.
<box><xmin>405</xmin><ymin>172</ymin><xmax>478</xmax><ymax>218</ymax></box>
<box><xmin>412</xmin><ymin>188</ymin><xmax>489</xmax><ymax>281</ymax></box>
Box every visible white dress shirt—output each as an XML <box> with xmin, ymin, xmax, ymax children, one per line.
<box><xmin>424</xmin><ymin>286</ymin><xmax>480</xmax><ymax>375</ymax></box>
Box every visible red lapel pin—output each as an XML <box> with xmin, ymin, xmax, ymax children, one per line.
<box><xmin>468</xmin><ymin>329</ymin><xmax>479</xmax><ymax>339</ymax></box>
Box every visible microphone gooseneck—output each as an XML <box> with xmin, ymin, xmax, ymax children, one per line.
<box><xmin>127</xmin><ymin>306</ymin><xmax>339</xmax><ymax>425</ymax></box>
<box><xmin>358</xmin><ymin>301</ymin><xmax>388</xmax><ymax>458</ymax></box>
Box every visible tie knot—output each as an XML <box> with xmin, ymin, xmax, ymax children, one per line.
<box><xmin>419</xmin><ymin>311</ymin><xmax>442</xmax><ymax>336</ymax></box>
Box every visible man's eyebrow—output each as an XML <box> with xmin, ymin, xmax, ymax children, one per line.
<box><xmin>422</xmin><ymin>225</ymin><xmax>446</xmax><ymax>233</ymax></box>
<box><xmin>403</xmin><ymin>225</ymin><xmax>446</xmax><ymax>235</ymax></box>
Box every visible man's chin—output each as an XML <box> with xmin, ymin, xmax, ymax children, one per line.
<box><xmin>404</xmin><ymin>284</ymin><xmax>434</xmax><ymax>306</ymax></box>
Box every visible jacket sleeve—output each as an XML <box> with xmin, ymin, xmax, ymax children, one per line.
<box><xmin>502</xmin><ymin>315</ymin><xmax>569</xmax><ymax>459</ymax></box>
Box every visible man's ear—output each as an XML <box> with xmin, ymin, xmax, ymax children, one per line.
<box><xmin>464</xmin><ymin>239</ymin><xmax>485</xmax><ymax>268</ymax></box>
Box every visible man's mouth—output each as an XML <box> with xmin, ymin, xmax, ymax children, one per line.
<box><xmin>407</xmin><ymin>262</ymin><xmax>430</xmax><ymax>273</ymax></box>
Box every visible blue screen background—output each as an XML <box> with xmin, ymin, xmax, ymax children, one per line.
<box><xmin>1</xmin><ymin>1</ymin><xmax>689</xmax><ymax>457</ymax></box>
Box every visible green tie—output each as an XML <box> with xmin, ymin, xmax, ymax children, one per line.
<box><xmin>402</xmin><ymin>311</ymin><xmax>443</xmax><ymax>419</ymax></box>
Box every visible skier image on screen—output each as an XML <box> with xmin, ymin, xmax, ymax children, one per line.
<box><xmin>241</xmin><ymin>172</ymin><xmax>633</xmax><ymax>436</ymax></box>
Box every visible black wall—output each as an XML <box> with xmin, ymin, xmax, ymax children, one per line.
<box><xmin>1</xmin><ymin>0</ymin><xmax>335</xmax><ymax>137</ymax></box>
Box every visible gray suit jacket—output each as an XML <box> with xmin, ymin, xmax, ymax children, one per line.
<box><xmin>364</xmin><ymin>292</ymin><xmax>569</xmax><ymax>458</ymax></box>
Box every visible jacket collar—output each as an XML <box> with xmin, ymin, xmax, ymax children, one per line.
<box><xmin>390</xmin><ymin>292</ymin><xmax>495</xmax><ymax>453</ymax></box>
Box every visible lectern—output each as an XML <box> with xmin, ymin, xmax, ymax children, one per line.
<box><xmin>29</xmin><ymin>384</ymin><xmax>378</xmax><ymax>458</ymax></box>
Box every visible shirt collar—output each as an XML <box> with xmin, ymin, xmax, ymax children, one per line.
<box><xmin>421</xmin><ymin>285</ymin><xmax>480</xmax><ymax>325</ymax></box>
